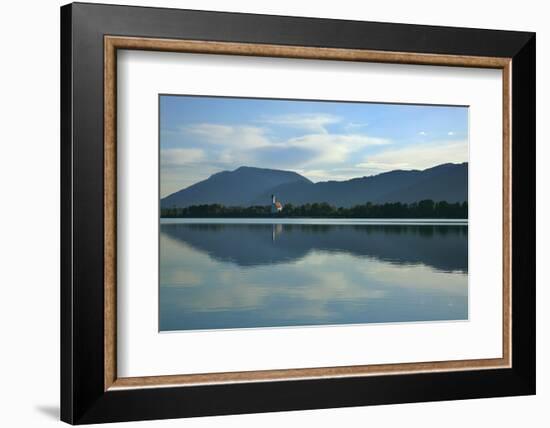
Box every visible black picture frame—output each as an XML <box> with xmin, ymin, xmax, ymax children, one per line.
<box><xmin>61</xmin><ymin>2</ymin><xmax>535</xmax><ymax>424</ymax></box>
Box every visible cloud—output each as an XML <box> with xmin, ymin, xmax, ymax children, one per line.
<box><xmin>253</xmin><ymin>145</ymin><xmax>316</xmax><ymax>168</ymax></box>
<box><xmin>345</xmin><ymin>122</ymin><xmax>369</xmax><ymax>131</ymax></box>
<box><xmin>448</xmin><ymin>131</ymin><xmax>455</xmax><ymax>136</ymax></box>
<box><xmin>160</xmin><ymin>148</ymin><xmax>205</xmax><ymax>166</ymax></box>
<box><xmin>356</xmin><ymin>140</ymin><xmax>468</xmax><ymax>174</ymax></box>
<box><xmin>161</xmin><ymin>120</ymin><xmax>464</xmax><ymax>192</ymax></box>
<box><xmin>293</xmin><ymin>167</ymin><xmax>372</xmax><ymax>182</ymax></box>
<box><xmin>172</xmin><ymin>121</ymin><xmax>390</xmax><ymax>174</ymax></box>
<box><xmin>258</xmin><ymin>113</ymin><xmax>341</xmax><ymax>134</ymax></box>
<box><xmin>182</xmin><ymin>123</ymin><xmax>271</xmax><ymax>149</ymax></box>
<box><xmin>287</xmin><ymin>133</ymin><xmax>390</xmax><ymax>166</ymax></box>
<box><xmin>419</xmin><ymin>131</ymin><xmax>427</xmax><ymax>136</ymax></box>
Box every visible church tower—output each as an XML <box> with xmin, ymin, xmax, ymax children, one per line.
<box><xmin>271</xmin><ymin>194</ymin><xmax>283</xmax><ymax>214</ymax></box>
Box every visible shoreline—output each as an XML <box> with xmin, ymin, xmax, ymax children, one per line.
<box><xmin>160</xmin><ymin>217</ymin><xmax>468</xmax><ymax>225</ymax></box>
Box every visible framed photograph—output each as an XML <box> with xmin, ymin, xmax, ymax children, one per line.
<box><xmin>61</xmin><ymin>2</ymin><xmax>535</xmax><ymax>424</ymax></box>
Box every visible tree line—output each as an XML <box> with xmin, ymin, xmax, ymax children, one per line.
<box><xmin>161</xmin><ymin>200</ymin><xmax>468</xmax><ymax>219</ymax></box>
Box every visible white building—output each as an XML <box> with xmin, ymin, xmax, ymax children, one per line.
<box><xmin>271</xmin><ymin>194</ymin><xmax>283</xmax><ymax>213</ymax></box>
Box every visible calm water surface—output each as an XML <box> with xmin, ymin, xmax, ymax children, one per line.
<box><xmin>160</xmin><ymin>219</ymin><xmax>468</xmax><ymax>331</ymax></box>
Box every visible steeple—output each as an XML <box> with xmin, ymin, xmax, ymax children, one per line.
<box><xmin>271</xmin><ymin>194</ymin><xmax>283</xmax><ymax>214</ymax></box>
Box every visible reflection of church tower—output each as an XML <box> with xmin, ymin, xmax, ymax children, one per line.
<box><xmin>271</xmin><ymin>223</ymin><xmax>283</xmax><ymax>242</ymax></box>
<box><xmin>271</xmin><ymin>194</ymin><xmax>283</xmax><ymax>214</ymax></box>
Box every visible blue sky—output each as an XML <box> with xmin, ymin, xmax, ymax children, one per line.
<box><xmin>160</xmin><ymin>95</ymin><xmax>468</xmax><ymax>197</ymax></box>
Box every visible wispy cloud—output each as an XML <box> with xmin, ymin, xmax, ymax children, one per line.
<box><xmin>160</xmin><ymin>148</ymin><xmax>205</xmax><ymax>167</ymax></box>
<box><xmin>182</xmin><ymin>123</ymin><xmax>271</xmax><ymax>149</ymax></box>
<box><xmin>287</xmin><ymin>133</ymin><xmax>390</xmax><ymax>166</ymax></box>
<box><xmin>345</xmin><ymin>122</ymin><xmax>369</xmax><ymax>131</ymax></box>
<box><xmin>294</xmin><ymin>167</ymin><xmax>374</xmax><ymax>182</ymax></box>
<box><xmin>258</xmin><ymin>113</ymin><xmax>341</xmax><ymax>134</ymax></box>
<box><xmin>170</xmin><ymin>120</ymin><xmax>390</xmax><ymax>174</ymax></box>
<box><xmin>356</xmin><ymin>140</ymin><xmax>468</xmax><ymax>174</ymax></box>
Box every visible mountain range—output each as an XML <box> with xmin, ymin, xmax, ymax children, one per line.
<box><xmin>161</xmin><ymin>163</ymin><xmax>468</xmax><ymax>208</ymax></box>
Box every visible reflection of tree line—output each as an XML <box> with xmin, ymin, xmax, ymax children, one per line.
<box><xmin>161</xmin><ymin>223</ymin><xmax>468</xmax><ymax>272</ymax></box>
<box><xmin>161</xmin><ymin>200</ymin><xmax>467</xmax><ymax>219</ymax></box>
<box><xmin>170</xmin><ymin>223</ymin><xmax>467</xmax><ymax>237</ymax></box>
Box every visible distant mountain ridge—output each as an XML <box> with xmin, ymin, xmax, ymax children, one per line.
<box><xmin>161</xmin><ymin>166</ymin><xmax>311</xmax><ymax>208</ymax></box>
<box><xmin>161</xmin><ymin>163</ymin><xmax>468</xmax><ymax>208</ymax></box>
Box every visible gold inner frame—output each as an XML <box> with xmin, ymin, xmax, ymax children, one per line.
<box><xmin>104</xmin><ymin>35</ymin><xmax>512</xmax><ymax>391</ymax></box>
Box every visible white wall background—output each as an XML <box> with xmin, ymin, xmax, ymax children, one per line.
<box><xmin>0</xmin><ymin>0</ymin><xmax>546</xmax><ymax>426</ymax></box>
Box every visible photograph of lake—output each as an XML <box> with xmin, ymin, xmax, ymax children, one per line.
<box><xmin>159</xmin><ymin>95</ymin><xmax>468</xmax><ymax>332</ymax></box>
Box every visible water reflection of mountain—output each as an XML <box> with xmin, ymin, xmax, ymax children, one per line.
<box><xmin>161</xmin><ymin>223</ymin><xmax>467</xmax><ymax>273</ymax></box>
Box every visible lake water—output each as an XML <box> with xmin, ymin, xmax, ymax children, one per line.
<box><xmin>160</xmin><ymin>219</ymin><xmax>468</xmax><ymax>331</ymax></box>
